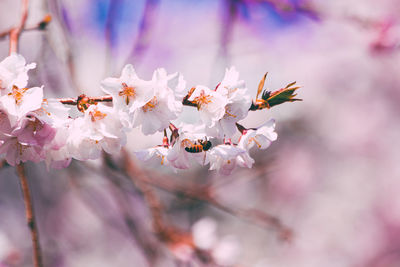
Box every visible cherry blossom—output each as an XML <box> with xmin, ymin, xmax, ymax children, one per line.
<box><xmin>0</xmin><ymin>101</ymin><xmax>59</xmax><ymax>166</ymax></box>
<box><xmin>187</xmin><ymin>85</ymin><xmax>228</xmax><ymax>128</ymax></box>
<box><xmin>0</xmin><ymin>53</ymin><xmax>293</xmax><ymax>174</ymax></box>
<box><xmin>0</xmin><ymin>53</ymin><xmax>36</xmax><ymax>95</ymax></box>
<box><xmin>135</xmin><ymin>146</ymin><xmax>170</xmax><ymax>166</ymax></box>
<box><xmin>167</xmin><ymin>126</ymin><xmax>211</xmax><ymax>169</ymax></box>
<box><xmin>132</xmin><ymin>68</ymin><xmax>183</xmax><ymax>135</ymax></box>
<box><xmin>0</xmin><ymin>85</ymin><xmax>43</xmax><ymax>127</ymax></box>
<box><xmin>101</xmin><ymin>64</ymin><xmax>155</xmax><ymax>128</ymax></box>
<box><xmin>208</xmin><ymin>144</ymin><xmax>254</xmax><ymax>175</ymax></box>
<box><xmin>67</xmin><ymin>104</ymin><xmax>126</xmax><ymax>161</ymax></box>
<box><xmin>37</xmin><ymin>100</ymin><xmax>73</xmax><ymax>169</ymax></box>
<box><xmin>238</xmin><ymin>119</ymin><xmax>277</xmax><ymax>150</ymax></box>
<box><xmin>209</xmin><ymin>67</ymin><xmax>252</xmax><ymax>138</ymax></box>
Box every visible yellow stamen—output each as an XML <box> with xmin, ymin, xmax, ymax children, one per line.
<box><xmin>249</xmin><ymin>137</ymin><xmax>262</xmax><ymax>148</ymax></box>
<box><xmin>224</xmin><ymin>107</ymin><xmax>237</xmax><ymax>118</ymax></box>
<box><xmin>193</xmin><ymin>90</ymin><xmax>212</xmax><ymax>110</ymax></box>
<box><xmin>226</xmin><ymin>87</ymin><xmax>238</xmax><ymax>98</ymax></box>
<box><xmin>17</xmin><ymin>142</ymin><xmax>27</xmax><ymax>156</ymax></box>
<box><xmin>90</xmin><ymin>108</ymin><xmax>107</xmax><ymax>122</ymax></box>
<box><xmin>119</xmin><ymin>82</ymin><xmax>136</xmax><ymax>105</ymax></box>
<box><xmin>9</xmin><ymin>85</ymin><xmax>28</xmax><ymax>105</ymax></box>
<box><xmin>142</xmin><ymin>96</ymin><xmax>158</xmax><ymax>112</ymax></box>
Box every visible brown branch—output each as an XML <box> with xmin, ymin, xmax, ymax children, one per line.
<box><xmin>58</xmin><ymin>94</ymin><xmax>113</xmax><ymax>105</ymax></box>
<box><xmin>121</xmin><ymin>149</ymin><xmax>168</xmax><ymax>238</ymax></box>
<box><xmin>0</xmin><ymin>14</ymin><xmax>51</xmax><ymax>43</ymax></box>
<box><xmin>9</xmin><ymin>0</ymin><xmax>29</xmax><ymax>54</ymax></box>
<box><xmin>16</xmin><ymin>164</ymin><xmax>43</xmax><ymax>267</ymax></box>
<box><xmin>115</xmin><ymin>151</ymin><xmax>291</xmax><ymax>240</ymax></box>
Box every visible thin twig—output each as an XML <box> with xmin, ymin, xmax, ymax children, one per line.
<box><xmin>16</xmin><ymin>164</ymin><xmax>43</xmax><ymax>267</ymax></box>
<box><xmin>9</xmin><ymin>0</ymin><xmax>29</xmax><ymax>54</ymax></box>
<box><xmin>0</xmin><ymin>14</ymin><xmax>51</xmax><ymax>40</ymax></box>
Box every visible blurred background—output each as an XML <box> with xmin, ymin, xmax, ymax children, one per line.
<box><xmin>1</xmin><ymin>0</ymin><xmax>400</xmax><ymax>266</ymax></box>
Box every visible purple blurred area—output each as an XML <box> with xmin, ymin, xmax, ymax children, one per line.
<box><xmin>1</xmin><ymin>0</ymin><xmax>400</xmax><ymax>266</ymax></box>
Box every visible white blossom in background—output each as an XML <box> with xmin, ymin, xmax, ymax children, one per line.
<box><xmin>208</xmin><ymin>67</ymin><xmax>252</xmax><ymax>138</ymax></box>
<box><xmin>238</xmin><ymin>119</ymin><xmax>277</xmax><ymax>151</ymax></box>
<box><xmin>0</xmin><ymin>232</ymin><xmax>14</xmax><ymax>264</ymax></box>
<box><xmin>192</xmin><ymin>218</ymin><xmax>241</xmax><ymax>266</ymax></box>
<box><xmin>132</xmin><ymin>68</ymin><xmax>183</xmax><ymax>135</ymax></box>
<box><xmin>101</xmin><ymin>64</ymin><xmax>155</xmax><ymax>128</ymax></box>
<box><xmin>192</xmin><ymin>217</ymin><xmax>218</xmax><ymax>250</ymax></box>
<box><xmin>187</xmin><ymin>85</ymin><xmax>228</xmax><ymax>128</ymax></box>
<box><xmin>67</xmin><ymin>104</ymin><xmax>126</xmax><ymax>161</ymax></box>
<box><xmin>212</xmin><ymin>235</ymin><xmax>241</xmax><ymax>266</ymax></box>
<box><xmin>0</xmin><ymin>53</ymin><xmax>35</xmax><ymax>95</ymax></box>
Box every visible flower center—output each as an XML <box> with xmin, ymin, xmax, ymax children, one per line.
<box><xmin>17</xmin><ymin>142</ymin><xmax>27</xmax><ymax>156</ymax></box>
<box><xmin>224</xmin><ymin>106</ymin><xmax>237</xmax><ymax>118</ymax></box>
<box><xmin>39</xmin><ymin>99</ymin><xmax>52</xmax><ymax>116</ymax></box>
<box><xmin>142</xmin><ymin>97</ymin><xmax>158</xmax><ymax>112</ymax></box>
<box><xmin>8</xmin><ymin>85</ymin><xmax>28</xmax><ymax>105</ymax></box>
<box><xmin>26</xmin><ymin>118</ymin><xmax>41</xmax><ymax>132</ymax></box>
<box><xmin>90</xmin><ymin>108</ymin><xmax>107</xmax><ymax>122</ymax></box>
<box><xmin>119</xmin><ymin>82</ymin><xmax>136</xmax><ymax>105</ymax></box>
<box><xmin>193</xmin><ymin>90</ymin><xmax>212</xmax><ymax>110</ymax></box>
<box><xmin>249</xmin><ymin>137</ymin><xmax>262</xmax><ymax>148</ymax></box>
<box><xmin>160</xmin><ymin>155</ymin><xmax>165</xmax><ymax>165</ymax></box>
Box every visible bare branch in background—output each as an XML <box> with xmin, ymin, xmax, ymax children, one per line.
<box><xmin>8</xmin><ymin>0</ymin><xmax>29</xmax><ymax>54</ymax></box>
<box><xmin>115</xmin><ymin>150</ymin><xmax>292</xmax><ymax>241</ymax></box>
<box><xmin>16</xmin><ymin>164</ymin><xmax>44</xmax><ymax>267</ymax></box>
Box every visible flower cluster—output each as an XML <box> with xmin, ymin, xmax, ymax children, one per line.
<box><xmin>0</xmin><ymin>54</ymin><xmax>290</xmax><ymax>175</ymax></box>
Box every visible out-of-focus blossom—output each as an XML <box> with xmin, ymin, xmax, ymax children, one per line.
<box><xmin>192</xmin><ymin>217</ymin><xmax>218</xmax><ymax>250</ymax></box>
<box><xmin>192</xmin><ymin>218</ymin><xmax>241</xmax><ymax>266</ymax></box>
<box><xmin>212</xmin><ymin>235</ymin><xmax>241</xmax><ymax>266</ymax></box>
<box><xmin>0</xmin><ymin>53</ymin><xmax>35</xmax><ymax>95</ymax></box>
